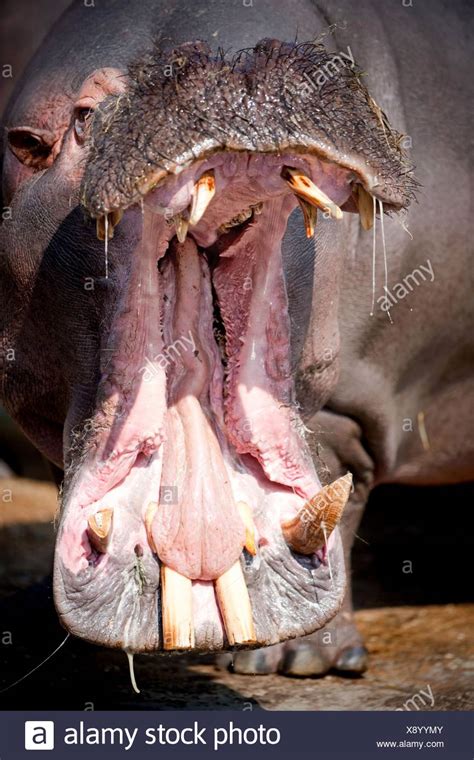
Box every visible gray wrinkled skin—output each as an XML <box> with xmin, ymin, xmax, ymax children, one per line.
<box><xmin>1</xmin><ymin>0</ymin><xmax>472</xmax><ymax>676</ymax></box>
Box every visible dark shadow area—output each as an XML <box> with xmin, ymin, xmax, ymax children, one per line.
<box><xmin>0</xmin><ymin>412</ymin><xmax>50</xmax><ymax>480</ymax></box>
<box><xmin>0</xmin><ymin>579</ymin><xmax>261</xmax><ymax>711</ymax></box>
<box><xmin>353</xmin><ymin>482</ymin><xmax>474</xmax><ymax>609</ymax></box>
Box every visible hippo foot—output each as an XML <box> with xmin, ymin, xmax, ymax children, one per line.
<box><xmin>219</xmin><ymin>612</ymin><xmax>368</xmax><ymax>677</ymax></box>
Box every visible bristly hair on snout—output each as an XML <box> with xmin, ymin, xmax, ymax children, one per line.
<box><xmin>81</xmin><ymin>37</ymin><xmax>417</xmax><ymax>218</ymax></box>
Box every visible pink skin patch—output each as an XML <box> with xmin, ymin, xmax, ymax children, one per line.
<box><xmin>58</xmin><ymin>151</ymin><xmax>353</xmax><ymax>596</ymax></box>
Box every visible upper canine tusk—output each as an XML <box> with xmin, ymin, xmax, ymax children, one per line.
<box><xmin>281</xmin><ymin>473</ymin><xmax>352</xmax><ymax>555</ymax></box>
<box><xmin>297</xmin><ymin>198</ymin><xmax>317</xmax><ymax>238</ymax></box>
<box><xmin>356</xmin><ymin>185</ymin><xmax>374</xmax><ymax>230</ymax></box>
<box><xmin>282</xmin><ymin>166</ymin><xmax>343</xmax><ymax>220</ymax></box>
<box><xmin>215</xmin><ymin>561</ymin><xmax>256</xmax><ymax>645</ymax></box>
<box><xmin>189</xmin><ymin>170</ymin><xmax>216</xmax><ymax>226</ymax></box>
<box><xmin>161</xmin><ymin>565</ymin><xmax>195</xmax><ymax>651</ymax></box>
<box><xmin>236</xmin><ymin>501</ymin><xmax>257</xmax><ymax>556</ymax></box>
<box><xmin>87</xmin><ymin>508</ymin><xmax>114</xmax><ymax>553</ymax></box>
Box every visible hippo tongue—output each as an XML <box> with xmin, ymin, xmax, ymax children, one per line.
<box><xmin>151</xmin><ymin>238</ymin><xmax>245</xmax><ymax>579</ymax></box>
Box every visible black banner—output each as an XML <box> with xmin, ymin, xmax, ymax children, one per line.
<box><xmin>0</xmin><ymin>710</ymin><xmax>472</xmax><ymax>758</ymax></box>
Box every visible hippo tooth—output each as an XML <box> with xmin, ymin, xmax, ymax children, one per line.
<box><xmin>281</xmin><ymin>473</ymin><xmax>352</xmax><ymax>555</ymax></box>
<box><xmin>356</xmin><ymin>185</ymin><xmax>375</xmax><ymax>230</ymax></box>
<box><xmin>110</xmin><ymin>208</ymin><xmax>123</xmax><ymax>228</ymax></box>
<box><xmin>282</xmin><ymin>166</ymin><xmax>343</xmax><ymax>220</ymax></box>
<box><xmin>161</xmin><ymin>565</ymin><xmax>195</xmax><ymax>650</ymax></box>
<box><xmin>236</xmin><ymin>500</ymin><xmax>257</xmax><ymax>556</ymax></box>
<box><xmin>189</xmin><ymin>170</ymin><xmax>215</xmax><ymax>226</ymax></box>
<box><xmin>215</xmin><ymin>561</ymin><xmax>256</xmax><ymax>645</ymax></box>
<box><xmin>220</xmin><ymin>207</ymin><xmax>253</xmax><ymax>232</ymax></box>
<box><xmin>144</xmin><ymin>501</ymin><xmax>158</xmax><ymax>553</ymax></box>
<box><xmin>96</xmin><ymin>216</ymin><xmax>112</xmax><ymax>241</ymax></box>
<box><xmin>87</xmin><ymin>508</ymin><xmax>113</xmax><ymax>553</ymax></box>
<box><xmin>218</xmin><ymin>203</ymin><xmax>263</xmax><ymax>233</ymax></box>
<box><xmin>95</xmin><ymin>210</ymin><xmax>123</xmax><ymax>242</ymax></box>
<box><xmin>297</xmin><ymin>197</ymin><xmax>318</xmax><ymax>238</ymax></box>
<box><xmin>173</xmin><ymin>214</ymin><xmax>188</xmax><ymax>243</ymax></box>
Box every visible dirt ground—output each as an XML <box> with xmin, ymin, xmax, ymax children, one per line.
<box><xmin>0</xmin><ymin>476</ymin><xmax>473</xmax><ymax>711</ymax></box>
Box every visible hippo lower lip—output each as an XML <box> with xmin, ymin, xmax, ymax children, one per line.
<box><xmin>52</xmin><ymin>38</ymin><xmax>414</xmax><ymax>653</ymax></box>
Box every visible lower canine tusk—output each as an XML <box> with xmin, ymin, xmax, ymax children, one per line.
<box><xmin>281</xmin><ymin>473</ymin><xmax>352</xmax><ymax>555</ymax></box>
<box><xmin>161</xmin><ymin>565</ymin><xmax>194</xmax><ymax>651</ymax></box>
<box><xmin>215</xmin><ymin>561</ymin><xmax>256</xmax><ymax>645</ymax></box>
<box><xmin>282</xmin><ymin>166</ymin><xmax>343</xmax><ymax>220</ymax></box>
<box><xmin>87</xmin><ymin>508</ymin><xmax>113</xmax><ymax>553</ymax></box>
<box><xmin>297</xmin><ymin>198</ymin><xmax>317</xmax><ymax>238</ymax></box>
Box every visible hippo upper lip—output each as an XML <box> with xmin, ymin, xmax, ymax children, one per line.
<box><xmin>81</xmin><ymin>38</ymin><xmax>416</xmax><ymax>218</ymax></box>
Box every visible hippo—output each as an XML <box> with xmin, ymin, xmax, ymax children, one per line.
<box><xmin>1</xmin><ymin>0</ymin><xmax>472</xmax><ymax>679</ymax></box>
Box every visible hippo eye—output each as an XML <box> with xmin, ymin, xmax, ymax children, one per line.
<box><xmin>7</xmin><ymin>127</ymin><xmax>54</xmax><ymax>168</ymax></box>
<box><xmin>74</xmin><ymin>107</ymin><xmax>93</xmax><ymax>142</ymax></box>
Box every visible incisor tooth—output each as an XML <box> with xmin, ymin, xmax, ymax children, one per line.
<box><xmin>189</xmin><ymin>170</ymin><xmax>216</xmax><ymax>226</ymax></box>
<box><xmin>282</xmin><ymin>166</ymin><xmax>343</xmax><ymax>220</ymax></box>
<box><xmin>236</xmin><ymin>501</ymin><xmax>257</xmax><ymax>556</ymax></box>
<box><xmin>281</xmin><ymin>473</ymin><xmax>352</xmax><ymax>555</ymax></box>
<box><xmin>161</xmin><ymin>565</ymin><xmax>194</xmax><ymax>650</ymax></box>
<box><xmin>173</xmin><ymin>214</ymin><xmax>188</xmax><ymax>243</ymax></box>
<box><xmin>215</xmin><ymin>561</ymin><xmax>256</xmax><ymax>645</ymax></box>
<box><xmin>87</xmin><ymin>508</ymin><xmax>113</xmax><ymax>553</ymax></box>
<box><xmin>297</xmin><ymin>198</ymin><xmax>317</xmax><ymax>238</ymax></box>
<box><xmin>356</xmin><ymin>185</ymin><xmax>374</xmax><ymax>230</ymax></box>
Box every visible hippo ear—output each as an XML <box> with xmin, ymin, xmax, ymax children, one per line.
<box><xmin>6</xmin><ymin>126</ymin><xmax>55</xmax><ymax>169</ymax></box>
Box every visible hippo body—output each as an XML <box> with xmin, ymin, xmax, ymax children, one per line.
<box><xmin>1</xmin><ymin>0</ymin><xmax>472</xmax><ymax>677</ymax></box>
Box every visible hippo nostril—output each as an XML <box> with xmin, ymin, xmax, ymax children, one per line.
<box><xmin>134</xmin><ymin>543</ymin><xmax>144</xmax><ymax>557</ymax></box>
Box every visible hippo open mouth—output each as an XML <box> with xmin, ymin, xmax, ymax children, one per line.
<box><xmin>53</xmin><ymin>39</ymin><xmax>415</xmax><ymax>653</ymax></box>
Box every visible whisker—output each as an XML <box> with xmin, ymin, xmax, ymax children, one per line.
<box><xmin>104</xmin><ymin>213</ymin><xmax>109</xmax><ymax>279</ymax></box>
<box><xmin>378</xmin><ymin>199</ymin><xmax>393</xmax><ymax>324</ymax></box>
<box><xmin>126</xmin><ymin>650</ymin><xmax>141</xmax><ymax>694</ymax></box>
<box><xmin>322</xmin><ymin>521</ymin><xmax>334</xmax><ymax>586</ymax></box>
<box><xmin>370</xmin><ymin>194</ymin><xmax>377</xmax><ymax>316</ymax></box>
<box><xmin>0</xmin><ymin>633</ymin><xmax>70</xmax><ymax>695</ymax></box>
